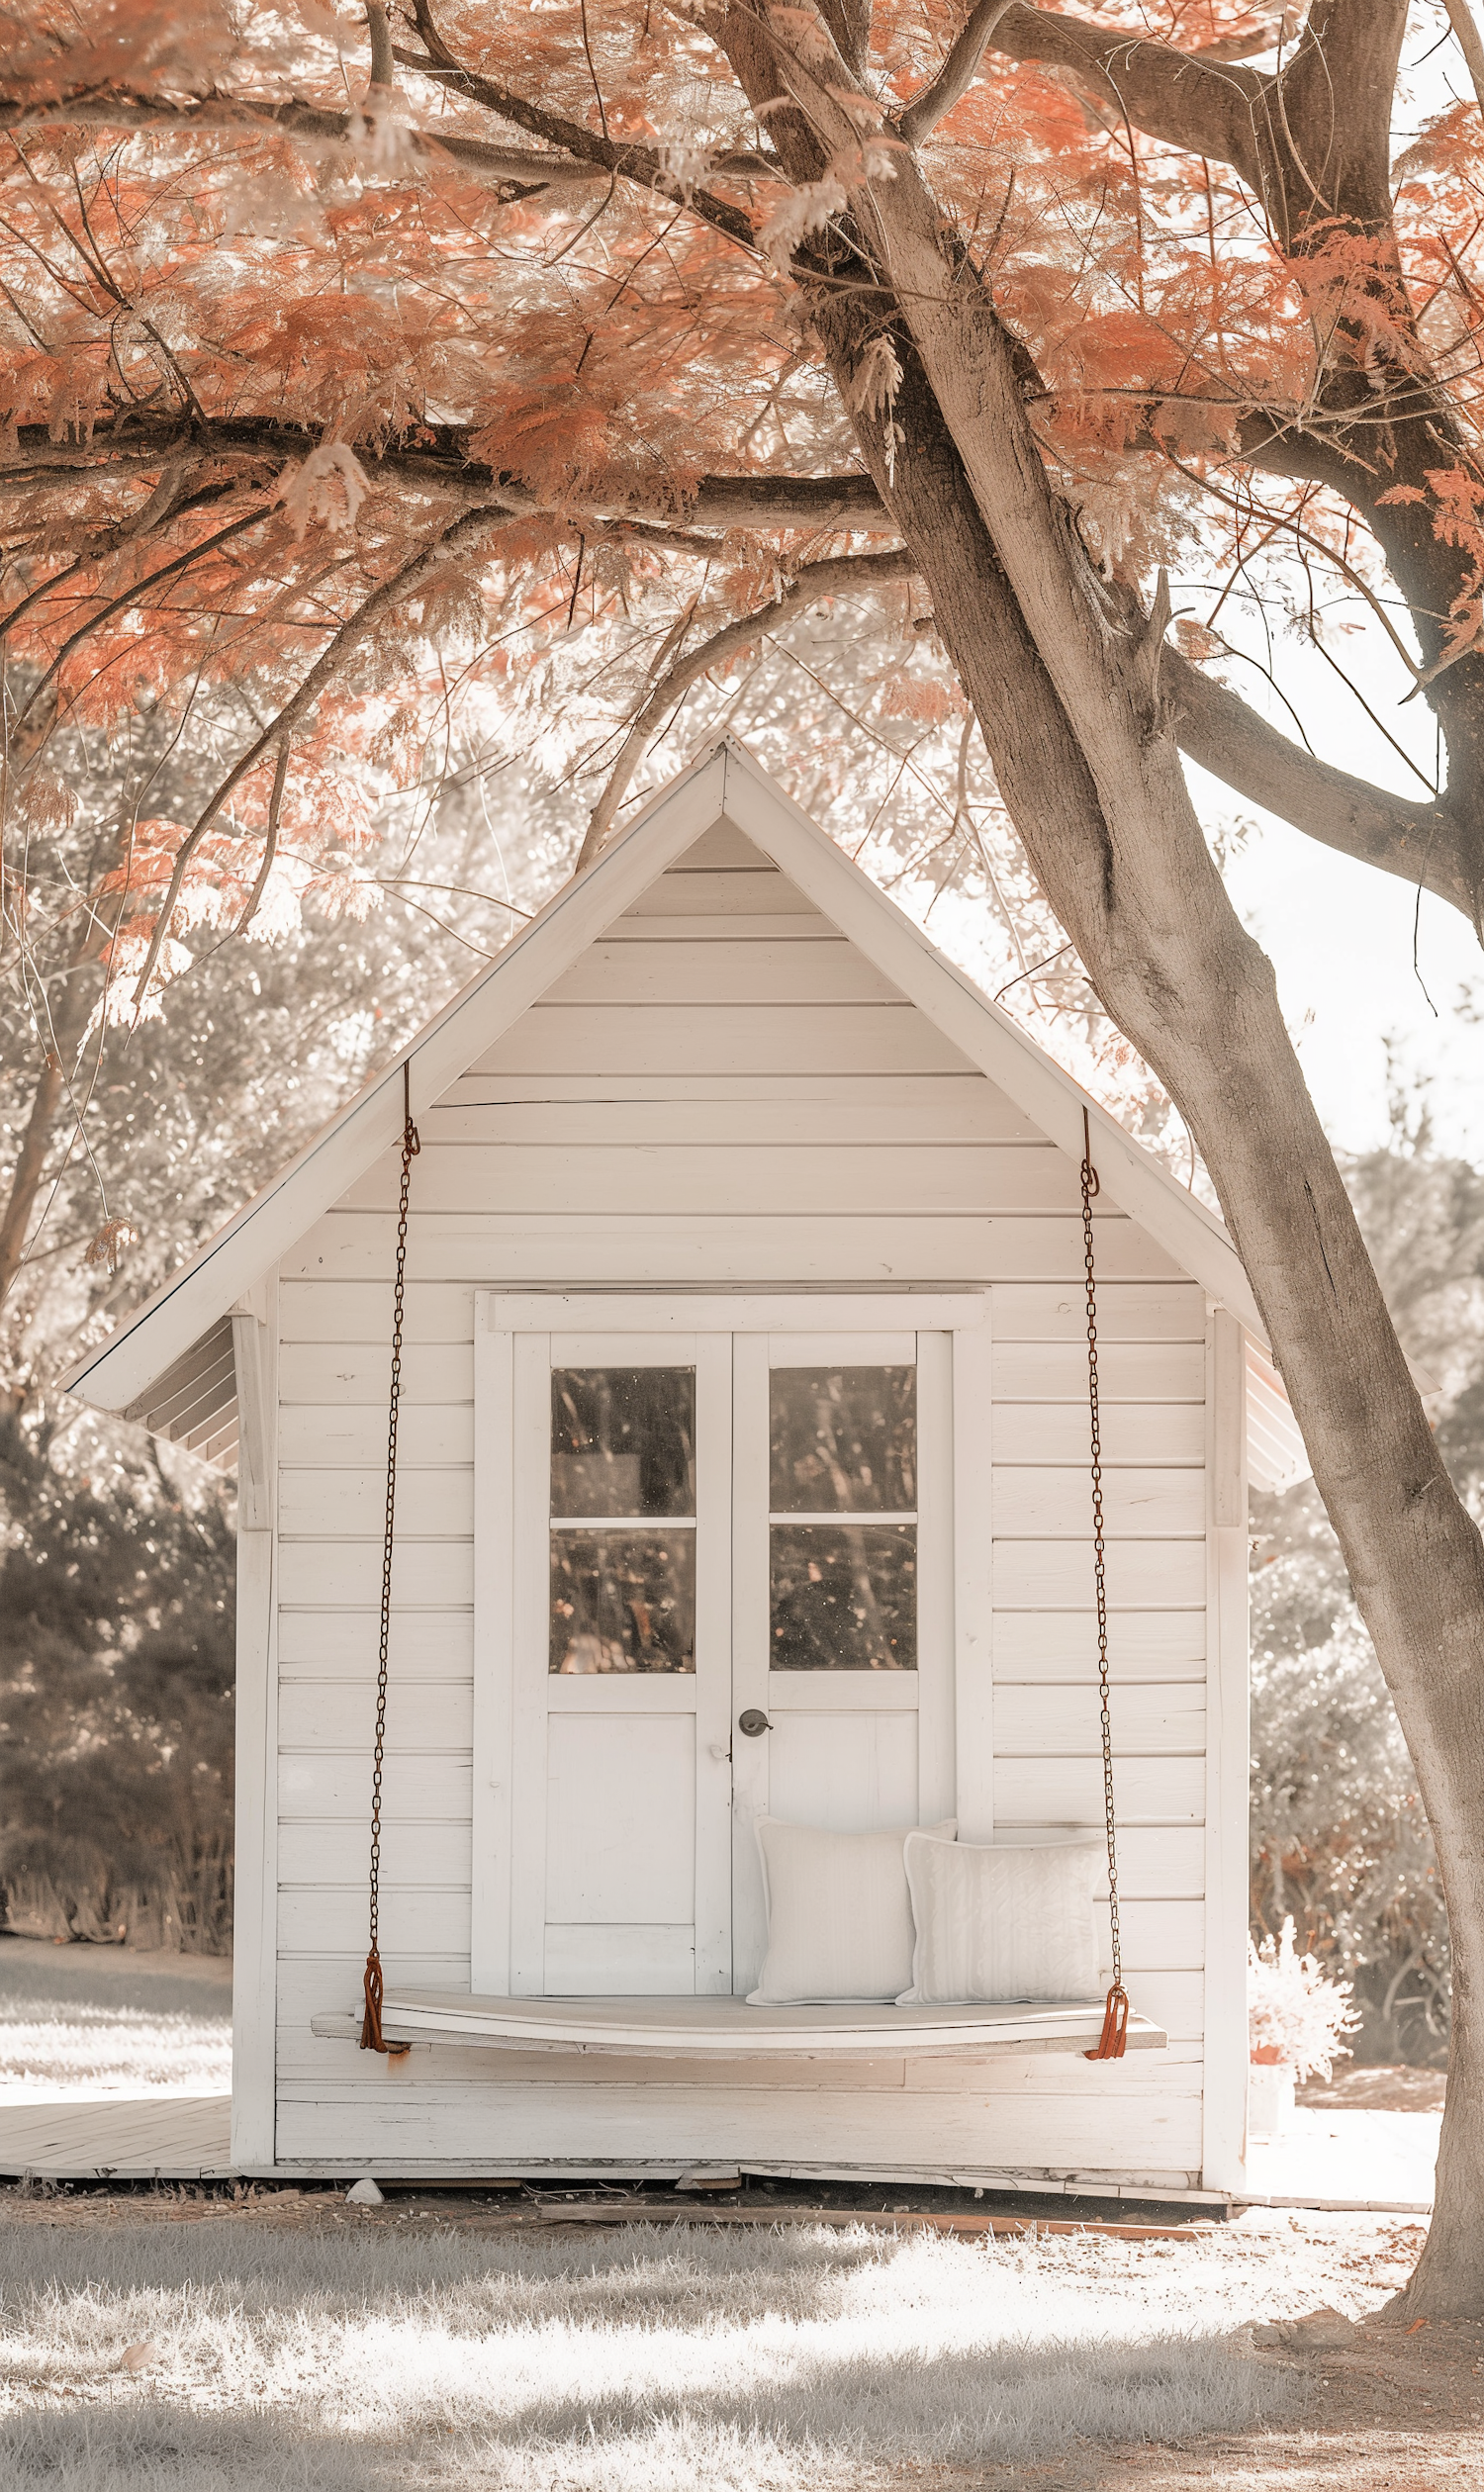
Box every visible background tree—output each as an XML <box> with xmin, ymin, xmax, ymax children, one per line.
<box><xmin>8</xmin><ymin>0</ymin><xmax>1484</xmax><ymax>2303</ymax></box>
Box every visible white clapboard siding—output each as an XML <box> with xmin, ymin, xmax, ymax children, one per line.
<box><xmin>428</xmin><ymin>1086</ymin><xmax>1042</xmax><ymax>1146</ymax></box>
<box><xmin>992</xmin><ymin>1686</ymin><xmax>1206</xmax><ymax>1756</ymax></box>
<box><xmin>278</xmin><ymin>1753</ymin><xmax>471</xmax><ymax>1820</ymax></box>
<box><xmin>993</xmin><ymin>1540</ymin><xmax>1206</xmax><ymax>1609</ymax></box>
<box><xmin>278</xmin><ymin>1345</ymin><xmax>472</xmax><ymax>1406</ymax></box>
<box><xmin>277</xmin><ymin>1539</ymin><xmax>474</xmax><ymax>1609</ymax></box>
<box><xmin>991</xmin><ymin>1612</ymin><xmax>1206</xmax><ymax>1679</ymax></box>
<box><xmin>283</xmin><ymin>1213</ymin><xmax>1184</xmax><ymax>1286</ymax></box>
<box><xmin>279</xmin><ymin>1467</ymin><xmax>473</xmax><ymax>1538</ymax></box>
<box><xmin>608</xmin><ymin>912</ymin><xmax>840</xmax><ymax>942</ymax></box>
<box><xmin>1088</xmin><ymin>1825</ymin><xmax>1205</xmax><ymax>1896</ymax></box>
<box><xmin>1098</xmin><ymin>1900</ymin><xmax>1205</xmax><ymax>1969</ymax></box>
<box><xmin>992</xmin><ymin>1468</ymin><xmax>1204</xmax><ymax>1536</ymax></box>
<box><xmin>279</xmin><ymin>1886</ymin><xmax>473</xmax><ymax>1956</ymax></box>
<box><xmin>279</xmin><ymin>1819</ymin><xmax>471</xmax><ymax>1887</ymax></box>
<box><xmin>622</xmin><ymin>869</ymin><xmax>815</xmax><ymax>915</ymax></box>
<box><xmin>992</xmin><ymin>1758</ymin><xmax>1205</xmax><ymax>1823</ymax></box>
<box><xmin>542</xmin><ymin>939</ymin><xmax>901</xmax><ymax>1005</ymax></box>
<box><xmin>990</xmin><ymin>1283</ymin><xmax>1206</xmax><ymax>1341</ymax></box>
<box><xmin>474</xmin><ymin>1003</ymin><xmax>975</xmax><ymax>1078</ymax></box>
<box><xmin>279</xmin><ymin>1680</ymin><xmax>471</xmax><ymax>1752</ymax></box>
<box><xmin>280</xmin><ymin>1407</ymin><xmax>474</xmax><ymax>1467</ymax></box>
<box><xmin>994</xmin><ymin>1403</ymin><xmax>1205</xmax><ymax>1465</ymax></box>
<box><xmin>280</xmin><ymin>1282</ymin><xmax>474</xmax><ymax>1344</ymax></box>
<box><xmin>338</xmin><ymin>1145</ymin><xmax>1080</xmax><ymax>1219</ymax></box>
<box><xmin>993</xmin><ymin>1342</ymin><xmax>1205</xmax><ymax>1401</ymax></box>
<box><xmin>273</xmin><ymin>2082</ymin><xmax>1204</xmax><ymax>2172</ymax></box>
<box><xmin>277</xmin><ymin>1613</ymin><xmax>474</xmax><ymax>1677</ymax></box>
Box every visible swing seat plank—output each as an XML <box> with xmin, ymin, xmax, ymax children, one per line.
<box><xmin>311</xmin><ymin>1991</ymin><xmax>1167</xmax><ymax>2059</ymax></box>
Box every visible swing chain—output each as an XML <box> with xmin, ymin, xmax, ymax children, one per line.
<box><xmin>1081</xmin><ymin>1106</ymin><xmax>1130</xmax><ymax>2063</ymax></box>
<box><xmin>361</xmin><ymin>1064</ymin><xmax>420</xmax><ymax>2056</ymax></box>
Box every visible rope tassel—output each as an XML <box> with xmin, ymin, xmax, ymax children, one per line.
<box><xmin>1078</xmin><ymin>1106</ymin><xmax>1134</xmax><ymax>2067</ymax></box>
<box><xmin>361</xmin><ymin>1063</ymin><xmax>419</xmax><ymax>2061</ymax></box>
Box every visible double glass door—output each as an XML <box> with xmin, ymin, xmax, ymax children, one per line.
<box><xmin>477</xmin><ymin>1296</ymin><xmax>976</xmax><ymax>1998</ymax></box>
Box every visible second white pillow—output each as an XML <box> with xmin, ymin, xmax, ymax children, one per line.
<box><xmin>897</xmin><ymin>1832</ymin><xmax>1102</xmax><ymax>2004</ymax></box>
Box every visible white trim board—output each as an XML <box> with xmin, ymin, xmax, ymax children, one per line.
<box><xmin>64</xmin><ymin>740</ymin><xmax>1275</xmax><ymax>1424</ymax></box>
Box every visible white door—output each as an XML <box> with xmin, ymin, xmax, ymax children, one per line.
<box><xmin>476</xmin><ymin>1296</ymin><xmax>985</xmax><ymax>1998</ymax></box>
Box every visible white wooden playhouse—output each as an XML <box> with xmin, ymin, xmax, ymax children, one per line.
<box><xmin>66</xmin><ymin>740</ymin><xmax>1303</xmax><ymax>2199</ymax></box>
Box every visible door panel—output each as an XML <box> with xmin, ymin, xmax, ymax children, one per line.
<box><xmin>766</xmin><ymin>1710</ymin><xmax>919</xmax><ymax>1830</ymax></box>
<box><xmin>544</xmin><ymin>1715</ymin><xmax>696</xmax><ymax>1924</ymax></box>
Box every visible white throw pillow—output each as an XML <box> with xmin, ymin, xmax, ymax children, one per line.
<box><xmin>748</xmin><ymin>1817</ymin><xmax>957</xmax><ymax>2005</ymax></box>
<box><xmin>897</xmin><ymin>1833</ymin><xmax>1101</xmax><ymax>2004</ymax></box>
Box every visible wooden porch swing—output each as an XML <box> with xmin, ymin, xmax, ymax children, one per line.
<box><xmin>324</xmin><ymin>1081</ymin><xmax>1164</xmax><ymax>2069</ymax></box>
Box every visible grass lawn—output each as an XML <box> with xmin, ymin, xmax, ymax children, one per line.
<box><xmin>0</xmin><ymin>1939</ymin><xmax>232</xmax><ymax>2097</ymax></box>
<box><xmin>0</xmin><ymin>2187</ymin><xmax>1468</xmax><ymax>2490</ymax></box>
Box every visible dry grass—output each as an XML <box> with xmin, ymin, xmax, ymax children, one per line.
<box><xmin>0</xmin><ymin>2204</ymin><xmax>1423</xmax><ymax>2489</ymax></box>
<box><xmin>0</xmin><ymin>1942</ymin><xmax>232</xmax><ymax>2097</ymax></box>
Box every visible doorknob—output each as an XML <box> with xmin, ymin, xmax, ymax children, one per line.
<box><xmin>737</xmin><ymin>1708</ymin><xmax>772</xmax><ymax>1737</ymax></box>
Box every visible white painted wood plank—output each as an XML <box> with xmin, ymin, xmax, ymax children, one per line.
<box><xmin>992</xmin><ymin>1540</ymin><xmax>1206</xmax><ymax>1609</ymax></box>
<box><xmin>694</xmin><ymin>1333</ymin><xmax>735</xmax><ymax>1994</ymax></box>
<box><xmin>279</xmin><ymin>1680</ymin><xmax>472</xmax><ymax>1750</ymax></box>
<box><xmin>472</xmin><ymin>1004</ymin><xmax>976</xmax><ymax>1077</ymax></box>
<box><xmin>426</xmin><ymin>1091</ymin><xmax>1040</xmax><ymax>1146</ymax></box>
<box><xmin>671</xmin><ymin>822</ymin><xmax>777</xmax><ymax>870</ymax></box>
<box><xmin>279</xmin><ymin>1754</ymin><xmax>471</xmax><ymax>1820</ymax></box>
<box><xmin>280</xmin><ymin>1283</ymin><xmax>473</xmax><ymax>1344</ymax></box>
<box><xmin>993</xmin><ymin>1685</ymin><xmax>1206</xmax><ymax>1756</ymax></box>
<box><xmin>278</xmin><ymin>1884</ymin><xmax>472</xmax><ymax>1955</ymax></box>
<box><xmin>509</xmin><ymin>1333</ymin><xmax>552</xmax><ymax>1997</ymax></box>
<box><xmin>283</xmin><ymin>1213</ymin><xmax>1185</xmax><ymax>1287</ymax></box>
<box><xmin>1103</xmin><ymin>1899</ymin><xmax>1205</xmax><ymax>1971</ymax></box>
<box><xmin>233</xmin><ymin>1483</ymin><xmax>277</xmax><ymax>2167</ymax></box>
<box><xmin>278</xmin><ymin>1613</ymin><xmax>473</xmax><ymax>1676</ymax></box>
<box><xmin>278</xmin><ymin>1818</ymin><xmax>471</xmax><ymax>1886</ymax></box>
<box><xmin>337</xmin><ymin>1145</ymin><xmax>1077</xmax><ymax>1219</ymax></box>
<box><xmin>277</xmin><ymin>1539</ymin><xmax>473</xmax><ymax>1608</ymax></box>
<box><xmin>279</xmin><ymin>1468</ymin><xmax>473</xmax><ymax>1537</ymax></box>
<box><xmin>730</xmin><ymin>1333</ymin><xmax>772</xmax><ymax>1994</ymax></box>
<box><xmin>472</xmin><ymin>1308</ymin><xmax>515</xmax><ymax>1998</ymax></box>
<box><xmin>437</xmin><ymin>1072</ymin><xmax>1021</xmax><ymax>1111</ymax></box>
<box><xmin>622</xmin><ymin>870</ymin><xmax>804</xmax><ymax>914</ymax></box>
<box><xmin>993</xmin><ymin>1467</ymin><xmax>1205</xmax><ymax>1537</ymax></box>
<box><xmin>991</xmin><ymin>1612</ymin><xmax>1205</xmax><ymax>1678</ymax></box>
<box><xmin>607</xmin><ymin>912</ymin><xmax>838</xmax><ymax>941</ymax></box>
<box><xmin>543</xmin><ymin>940</ymin><xmax>901</xmax><ymax>1005</ymax></box>
<box><xmin>991</xmin><ymin>1284</ymin><xmax>1205</xmax><ymax>1342</ymax></box>
<box><xmin>280</xmin><ymin>1406</ymin><xmax>474</xmax><ymax>1465</ymax></box>
<box><xmin>992</xmin><ymin>1757</ymin><xmax>1204</xmax><ymax>1824</ymax></box>
<box><xmin>993</xmin><ymin>1342</ymin><xmax>1205</xmax><ymax>1400</ymax></box>
<box><xmin>953</xmin><ymin>1321</ymin><xmax>994</xmax><ymax>1844</ymax></box>
<box><xmin>272</xmin><ymin>2081</ymin><xmax>1203</xmax><ymax>2172</ymax></box>
<box><xmin>1095</xmin><ymin>1825</ymin><xmax>1205</xmax><ymax>1897</ymax></box>
<box><xmin>1204</xmin><ymin>1307</ymin><xmax>1252</xmax><ymax>2193</ymax></box>
<box><xmin>993</xmin><ymin>1404</ymin><xmax>1205</xmax><ymax>1465</ymax></box>
<box><xmin>279</xmin><ymin>1343</ymin><xmax>472</xmax><ymax>1402</ymax></box>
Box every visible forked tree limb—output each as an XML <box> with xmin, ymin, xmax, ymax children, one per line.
<box><xmin>898</xmin><ymin>0</ymin><xmax>1016</xmax><ymax>146</ymax></box>
<box><xmin>574</xmin><ymin>547</ymin><xmax>917</xmax><ymax>869</ymax></box>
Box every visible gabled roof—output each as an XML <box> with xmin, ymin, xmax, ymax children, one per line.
<box><xmin>65</xmin><ymin>737</ymin><xmax>1303</xmax><ymax>1484</ymax></box>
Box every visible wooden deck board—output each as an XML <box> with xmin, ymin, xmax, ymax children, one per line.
<box><xmin>0</xmin><ymin>2093</ymin><xmax>232</xmax><ymax>2178</ymax></box>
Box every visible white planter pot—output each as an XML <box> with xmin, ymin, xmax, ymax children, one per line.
<box><xmin>1249</xmin><ymin>2059</ymin><xmax>1296</xmax><ymax>2138</ymax></box>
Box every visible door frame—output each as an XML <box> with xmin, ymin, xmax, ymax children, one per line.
<box><xmin>471</xmin><ymin>1291</ymin><xmax>991</xmax><ymax>1999</ymax></box>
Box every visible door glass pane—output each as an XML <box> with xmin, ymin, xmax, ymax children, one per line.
<box><xmin>770</xmin><ymin>1523</ymin><xmax>916</xmax><ymax>1671</ymax></box>
<box><xmin>770</xmin><ymin>1366</ymin><xmax>915</xmax><ymax>1512</ymax></box>
<box><xmin>550</xmin><ymin>1529</ymin><xmax>696</xmax><ymax>1673</ymax></box>
<box><xmin>551</xmin><ymin>1368</ymin><xmax>695</xmax><ymax>1517</ymax></box>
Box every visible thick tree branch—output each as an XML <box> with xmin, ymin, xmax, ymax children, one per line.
<box><xmin>0</xmin><ymin>417</ymin><xmax>889</xmax><ymax>534</ymax></box>
<box><xmin>899</xmin><ymin>0</ymin><xmax>1016</xmax><ymax>146</ymax></box>
<box><xmin>0</xmin><ymin>93</ymin><xmax>605</xmax><ymax>191</ymax></box>
<box><xmin>1164</xmin><ymin>649</ymin><xmax>1469</xmax><ymax>915</ymax></box>
<box><xmin>576</xmin><ymin>547</ymin><xmax>916</xmax><ymax>867</ymax></box>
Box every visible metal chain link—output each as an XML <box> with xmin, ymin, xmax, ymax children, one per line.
<box><xmin>1080</xmin><ymin>1106</ymin><xmax>1129</xmax><ymax>2060</ymax></box>
<box><xmin>361</xmin><ymin>1063</ymin><xmax>419</xmax><ymax>2056</ymax></box>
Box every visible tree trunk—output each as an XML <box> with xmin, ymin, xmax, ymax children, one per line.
<box><xmin>756</xmin><ymin>190</ymin><xmax>1484</xmax><ymax>2303</ymax></box>
<box><xmin>0</xmin><ymin>955</ymin><xmax>103</xmax><ymax>1314</ymax></box>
